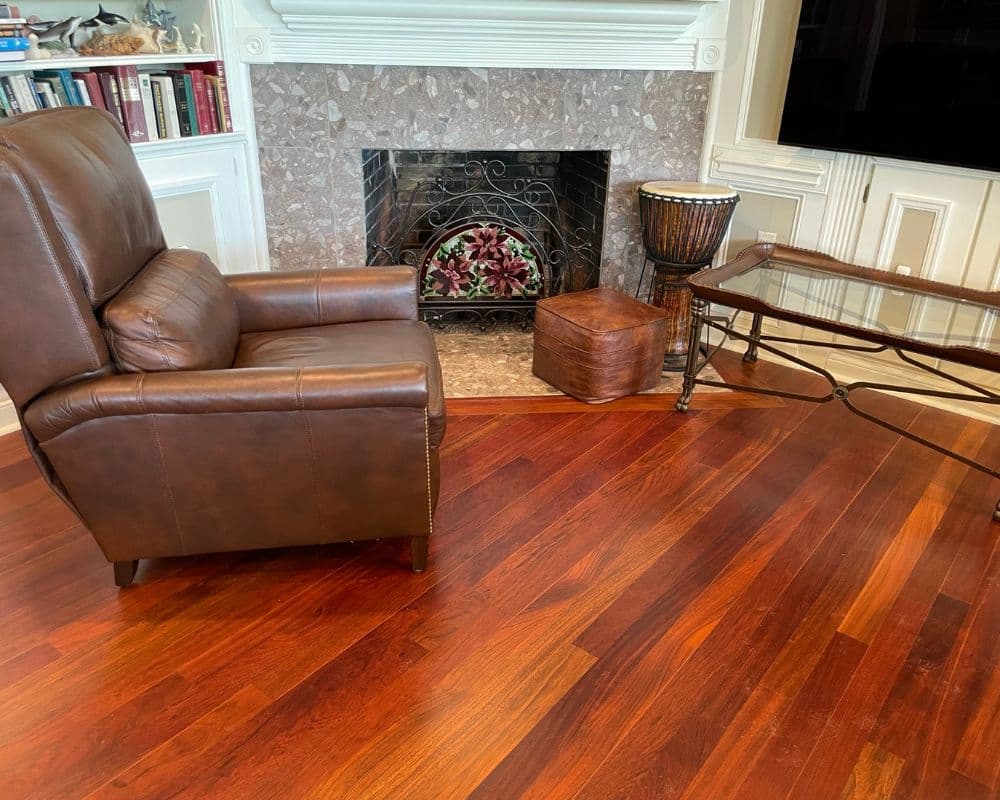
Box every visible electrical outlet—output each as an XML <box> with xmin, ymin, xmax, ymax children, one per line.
<box><xmin>757</xmin><ymin>230</ymin><xmax>778</xmax><ymax>243</ymax></box>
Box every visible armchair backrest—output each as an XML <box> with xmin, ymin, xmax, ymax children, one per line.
<box><xmin>0</xmin><ymin>107</ymin><xmax>166</xmax><ymax>410</ymax></box>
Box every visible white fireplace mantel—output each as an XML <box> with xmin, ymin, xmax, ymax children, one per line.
<box><xmin>236</xmin><ymin>0</ymin><xmax>729</xmax><ymax>71</ymax></box>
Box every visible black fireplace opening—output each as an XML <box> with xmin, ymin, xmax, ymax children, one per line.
<box><xmin>362</xmin><ymin>149</ymin><xmax>609</xmax><ymax>325</ymax></box>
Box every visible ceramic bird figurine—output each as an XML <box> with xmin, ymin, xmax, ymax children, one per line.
<box><xmin>24</xmin><ymin>32</ymin><xmax>53</xmax><ymax>60</ymax></box>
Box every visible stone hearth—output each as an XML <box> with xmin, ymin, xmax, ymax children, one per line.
<box><xmin>251</xmin><ymin>65</ymin><xmax>711</xmax><ymax>290</ymax></box>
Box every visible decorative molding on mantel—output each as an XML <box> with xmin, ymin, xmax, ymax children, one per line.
<box><xmin>239</xmin><ymin>0</ymin><xmax>729</xmax><ymax>71</ymax></box>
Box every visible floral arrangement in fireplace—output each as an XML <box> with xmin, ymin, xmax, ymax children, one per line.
<box><xmin>421</xmin><ymin>223</ymin><xmax>544</xmax><ymax>300</ymax></box>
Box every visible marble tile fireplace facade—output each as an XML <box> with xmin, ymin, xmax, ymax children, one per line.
<box><xmin>250</xmin><ymin>64</ymin><xmax>711</xmax><ymax>290</ymax></box>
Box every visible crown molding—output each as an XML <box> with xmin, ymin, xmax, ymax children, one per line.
<box><xmin>240</xmin><ymin>0</ymin><xmax>729</xmax><ymax>71</ymax></box>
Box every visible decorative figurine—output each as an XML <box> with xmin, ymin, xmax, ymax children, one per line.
<box><xmin>128</xmin><ymin>17</ymin><xmax>161</xmax><ymax>54</ymax></box>
<box><xmin>72</xmin><ymin>4</ymin><xmax>129</xmax><ymax>49</ymax></box>
<box><xmin>164</xmin><ymin>24</ymin><xmax>187</xmax><ymax>54</ymax></box>
<box><xmin>142</xmin><ymin>1</ymin><xmax>177</xmax><ymax>45</ymax></box>
<box><xmin>24</xmin><ymin>32</ymin><xmax>53</xmax><ymax>60</ymax></box>
<box><xmin>77</xmin><ymin>31</ymin><xmax>144</xmax><ymax>56</ymax></box>
<box><xmin>25</xmin><ymin>15</ymin><xmax>84</xmax><ymax>49</ymax></box>
<box><xmin>188</xmin><ymin>23</ymin><xmax>204</xmax><ymax>54</ymax></box>
<box><xmin>85</xmin><ymin>4</ymin><xmax>129</xmax><ymax>31</ymax></box>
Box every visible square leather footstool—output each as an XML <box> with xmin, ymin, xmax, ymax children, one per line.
<box><xmin>532</xmin><ymin>287</ymin><xmax>670</xmax><ymax>404</ymax></box>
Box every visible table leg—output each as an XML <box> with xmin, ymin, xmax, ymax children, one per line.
<box><xmin>743</xmin><ymin>312</ymin><xmax>763</xmax><ymax>363</ymax></box>
<box><xmin>676</xmin><ymin>297</ymin><xmax>708</xmax><ymax>412</ymax></box>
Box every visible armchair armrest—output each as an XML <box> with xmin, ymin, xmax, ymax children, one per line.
<box><xmin>225</xmin><ymin>266</ymin><xmax>418</xmax><ymax>333</ymax></box>
<box><xmin>25</xmin><ymin>362</ymin><xmax>429</xmax><ymax>442</ymax></box>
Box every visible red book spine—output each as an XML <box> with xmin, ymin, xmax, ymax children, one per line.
<box><xmin>180</xmin><ymin>70</ymin><xmax>211</xmax><ymax>136</ymax></box>
<box><xmin>72</xmin><ymin>72</ymin><xmax>106</xmax><ymax>112</ymax></box>
<box><xmin>203</xmin><ymin>78</ymin><xmax>220</xmax><ymax>134</ymax></box>
<box><xmin>201</xmin><ymin>61</ymin><xmax>233</xmax><ymax>133</ymax></box>
<box><xmin>102</xmin><ymin>66</ymin><xmax>148</xmax><ymax>143</ymax></box>
<box><xmin>95</xmin><ymin>71</ymin><xmax>124</xmax><ymax>126</ymax></box>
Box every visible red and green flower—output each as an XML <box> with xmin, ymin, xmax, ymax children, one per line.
<box><xmin>421</xmin><ymin>223</ymin><xmax>542</xmax><ymax>300</ymax></box>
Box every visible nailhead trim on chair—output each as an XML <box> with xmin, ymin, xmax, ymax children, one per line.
<box><xmin>424</xmin><ymin>409</ymin><xmax>433</xmax><ymax>537</ymax></box>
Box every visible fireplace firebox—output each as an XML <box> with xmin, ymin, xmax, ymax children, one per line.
<box><xmin>363</xmin><ymin>149</ymin><xmax>609</xmax><ymax>325</ymax></box>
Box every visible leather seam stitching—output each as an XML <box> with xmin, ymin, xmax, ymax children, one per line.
<box><xmin>139</xmin><ymin>374</ymin><xmax>186</xmax><ymax>551</ymax></box>
<box><xmin>147</xmin><ymin>408</ymin><xmax>186</xmax><ymax>554</ymax></box>
<box><xmin>296</xmin><ymin>369</ymin><xmax>324</xmax><ymax>534</ymax></box>
<box><xmin>149</xmin><ymin>317</ymin><xmax>175</xmax><ymax>370</ymax></box>
<box><xmin>7</xmin><ymin>169</ymin><xmax>102</xmax><ymax>370</ymax></box>
<box><xmin>139</xmin><ymin>256</ymin><xmax>206</xmax><ymax>318</ymax></box>
<box><xmin>314</xmin><ymin>271</ymin><xmax>323</xmax><ymax>326</ymax></box>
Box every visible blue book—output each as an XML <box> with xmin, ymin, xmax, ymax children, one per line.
<box><xmin>33</xmin><ymin>69</ymin><xmax>81</xmax><ymax>105</ymax></box>
<box><xmin>0</xmin><ymin>36</ymin><xmax>29</xmax><ymax>51</ymax></box>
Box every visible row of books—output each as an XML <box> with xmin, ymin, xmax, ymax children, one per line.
<box><xmin>0</xmin><ymin>6</ymin><xmax>28</xmax><ymax>64</ymax></box>
<box><xmin>0</xmin><ymin>63</ymin><xmax>234</xmax><ymax>142</ymax></box>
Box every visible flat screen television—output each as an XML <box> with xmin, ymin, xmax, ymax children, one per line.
<box><xmin>778</xmin><ymin>1</ymin><xmax>1000</xmax><ymax>172</ymax></box>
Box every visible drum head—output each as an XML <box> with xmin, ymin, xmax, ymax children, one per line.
<box><xmin>639</xmin><ymin>181</ymin><xmax>738</xmax><ymax>200</ymax></box>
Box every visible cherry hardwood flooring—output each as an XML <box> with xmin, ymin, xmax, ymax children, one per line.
<box><xmin>0</xmin><ymin>352</ymin><xmax>997</xmax><ymax>800</ymax></box>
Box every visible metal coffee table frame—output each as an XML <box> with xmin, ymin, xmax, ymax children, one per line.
<box><xmin>675</xmin><ymin>244</ymin><xmax>1000</xmax><ymax>521</ymax></box>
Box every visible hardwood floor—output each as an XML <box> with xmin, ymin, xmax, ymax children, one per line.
<box><xmin>0</xmin><ymin>352</ymin><xmax>997</xmax><ymax>800</ymax></box>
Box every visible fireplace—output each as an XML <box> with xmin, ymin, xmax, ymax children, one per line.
<box><xmin>250</xmin><ymin>64</ymin><xmax>712</xmax><ymax>288</ymax></box>
<box><xmin>362</xmin><ymin>149</ymin><xmax>608</xmax><ymax>324</ymax></box>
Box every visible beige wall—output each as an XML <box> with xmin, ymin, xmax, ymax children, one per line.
<box><xmin>744</xmin><ymin>0</ymin><xmax>801</xmax><ymax>142</ymax></box>
<box><xmin>156</xmin><ymin>191</ymin><xmax>222</xmax><ymax>266</ymax></box>
<box><xmin>727</xmin><ymin>190</ymin><xmax>798</xmax><ymax>258</ymax></box>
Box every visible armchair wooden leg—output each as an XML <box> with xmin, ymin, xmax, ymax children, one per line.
<box><xmin>114</xmin><ymin>559</ymin><xmax>138</xmax><ymax>588</ymax></box>
<box><xmin>410</xmin><ymin>538</ymin><xmax>428</xmax><ymax>573</ymax></box>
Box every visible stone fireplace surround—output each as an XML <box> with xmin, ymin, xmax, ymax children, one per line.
<box><xmin>250</xmin><ymin>64</ymin><xmax>712</xmax><ymax>290</ymax></box>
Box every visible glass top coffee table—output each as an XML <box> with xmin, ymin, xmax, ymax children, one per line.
<box><xmin>676</xmin><ymin>243</ymin><xmax>1000</xmax><ymax>518</ymax></box>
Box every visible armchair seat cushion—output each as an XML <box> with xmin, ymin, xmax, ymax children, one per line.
<box><xmin>234</xmin><ymin>320</ymin><xmax>446</xmax><ymax>446</ymax></box>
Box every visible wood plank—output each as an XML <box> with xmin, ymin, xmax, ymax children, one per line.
<box><xmin>0</xmin><ymin>352</ymin><xmax>996</xmax><ymax>800</ymax></box>
<box><xmin>840</xmin><ymin>742</ymin><xmax>906</xmax><ymax>800</ymax></box>
<box><xmin>838</xmin><ymin>420</ymin><xmax>990</xmax><ymax>643</ymax></box>
<box><xmin>445</xmin><ymin>391</ymin><xmax>781</xmax><ymax>416</ymax></box>
<box><xmin>569</xmin><ymin>409</ymin><xmax>964</xmax><ymax>800</ymax></box>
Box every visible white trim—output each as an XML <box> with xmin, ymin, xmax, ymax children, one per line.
<box><xmin>710</xmin><ymin>143</ymin><xmax>832</xmax><ymax>191</ymax></box>
<box><xmin>816</xmin><ymin>152</ymin><xmax>870</xmax><ymax>262</ymax></box>
<box><xmin>873</xmin><ymin>194</ymin><xmax>950</xmax><ymax>279</ymax></box>
<box><xmin>241</xmin><ymin>0</ymin><xmax>730</xmax><ymax>71</ymax></box>
<box><xmin>0</xmin><ymin>53</ymin><xmax>220</xmax><ymax>76</ymax></box>
<box><xmin>133</xmin><ymin>132</ymin><xmax>248</xmax><ymax>158</ymax></box>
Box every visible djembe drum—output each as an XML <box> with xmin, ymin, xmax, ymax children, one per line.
<box><xmin>637</xmin><ymin>181</ymin><xmax>739</xmax><ymax>370</ymax></box>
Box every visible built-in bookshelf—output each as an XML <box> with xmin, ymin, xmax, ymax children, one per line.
<box><xmin>0</xmin><ymin>1</ymin><xmax>237</xmax><ymax>146</ymax></box>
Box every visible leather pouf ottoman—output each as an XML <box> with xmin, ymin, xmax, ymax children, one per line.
<box><xmin>532</xmin><ymin>287</ymin><xmax>670</xmax><ymax>404</ymax></box>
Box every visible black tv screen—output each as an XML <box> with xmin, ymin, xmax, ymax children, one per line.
<box><xmin>778</xmin><ymin>0</ymin><xmax>1000</xmax><ymax>172</ymax></box>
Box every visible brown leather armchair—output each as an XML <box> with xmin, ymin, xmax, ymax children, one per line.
<box><xmin>0</xmin><ymin>107</ymin><xmax>445</xmax><ymax>586</ymax></box>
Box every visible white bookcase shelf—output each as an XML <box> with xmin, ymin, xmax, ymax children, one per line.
<box><xmin>0</xmin><ymin>52</ymin><xmax>222</xmax><ymax>75</ymax></box>
<box><xmin>0</xmin><ymin>0</ymin><xmax>267</xmax><ymax>271</ymax></box>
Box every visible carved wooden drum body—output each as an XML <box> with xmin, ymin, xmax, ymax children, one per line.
<box><xmin>638</xmin><ymin>181</ymin><xmax>739</xmax><ymax>369</ymax></box>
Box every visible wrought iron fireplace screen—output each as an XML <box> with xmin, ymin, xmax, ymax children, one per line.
<box><xmin>369</xmin><ymin>158</ymin><xmax>600</xmax><ymax>323</ymax></box>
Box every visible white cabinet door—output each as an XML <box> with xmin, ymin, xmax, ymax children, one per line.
<box><xmin>854</xmin><ymin>161</ymin><xmax>990</xmax><ymax>287</ymax></box>
<box><xmin>136</xmin><ymin>135</ymin><xmax>265</xmax><ymax>275</ymax></box>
